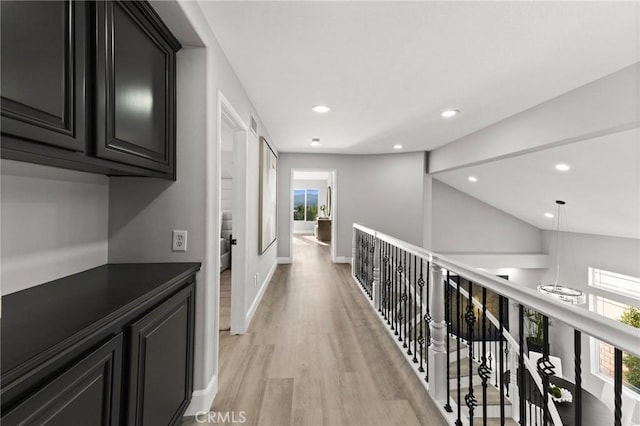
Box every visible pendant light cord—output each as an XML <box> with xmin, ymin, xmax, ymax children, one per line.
<box><xmin>553</xmin><ymin>202</ymin><xmax>562</xmax><ymax>287</ymax></box>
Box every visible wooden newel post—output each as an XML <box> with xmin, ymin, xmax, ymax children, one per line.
<box><xmin>373</xmin><ymin>235</ymin><xmax>381</xmax><ymax>310</ymax></box>
<box><xmin>428</xmin><ymin>261</ymin><xmax>448</xmax><ymax>403</ymax></box>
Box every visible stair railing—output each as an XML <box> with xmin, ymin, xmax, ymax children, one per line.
<box><xmin>352</xmin><ymin>223</ymin><xmax>640</xmax><ymax>426</ymax></box>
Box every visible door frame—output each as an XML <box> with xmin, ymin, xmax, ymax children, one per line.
<box><xmin>215</xmin><ymin>91</ymin><xmax>249</xmax><ymax>338</ymax></box>
<box><xmin>289</xmin><ymin>168</ymin><xmax>338</xmax><ymax>261</ymax></box>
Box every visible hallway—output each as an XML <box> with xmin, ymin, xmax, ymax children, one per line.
<box><xmin>184</xmin><ymin>235</ymin><xmax>446</xmax><ymax>425</ymax></box>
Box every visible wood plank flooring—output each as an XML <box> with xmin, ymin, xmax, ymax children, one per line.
<box><xmin>182</xmin><ymin>234</ymin><xmax>447</xmax><ymax>426</ymax></box>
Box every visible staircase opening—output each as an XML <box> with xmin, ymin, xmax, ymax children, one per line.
<box><xmin>290</xmin><ymin>169</ymin><xmax>337</xmax><ymax>262</ymax></box>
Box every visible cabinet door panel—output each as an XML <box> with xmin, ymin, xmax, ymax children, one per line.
<box><xmin>0</xmin><ymin>1</ymin><xmax>86</xmax><ymax>152</ymax></box>
<box><xmin>127</xmin><ymin>285</ymin><xmax>194</xmax><ymax>426</ymax></box>
<box><xmin>2</xmin><ymin>334</ymin><xmax>122</xmax><ymax>426</ymax></box>
<box><xmin>96</xmin><ymin>1</ymin><xmax>176</xmax><ymax>175</ymax></box>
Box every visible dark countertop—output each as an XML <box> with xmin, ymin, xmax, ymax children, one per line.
<box><xmin>1</xmin><ymin>263</ymin><xmax>201</xmax><ymax>377</ymax></box>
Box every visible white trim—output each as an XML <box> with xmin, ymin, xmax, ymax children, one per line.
<box><xmin>217</xmin><ymin>91</ymin><xmax>250</xmax><ymax>337</ymax></box>
<box><xmin>290</xmin><ymin>168</ymin><xmax>338</xmax><ymax>262</ymax></box>
<box><xmin>183</xmin><ymin>374</ymin><xmax>218</xmax><ymax>416</ymax></box>
<box><xmin>245</xmin><ymin>260</ymin><xmax>278</xmax><ymax>330</ymax></box>
<box><xmin>277</xmin><ymin>257</ymin><xmax>292</xmax><ymax>264</ymax></box>
<box><xmin>333</xmin><ymin>256</ymin><xmax>352</xmax><ymax>264</ymax></box>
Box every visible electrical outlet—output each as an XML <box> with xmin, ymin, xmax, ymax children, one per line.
<box><xmin>172</xmin><ymin>230</ymin><xmax>187</xmax><ymax>252</ymax></box>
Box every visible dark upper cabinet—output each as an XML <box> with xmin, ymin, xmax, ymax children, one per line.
<box><xmin>0</xmin><ymin>1</ymin><xmax>181</xmax><ymax>179</ymax></box>
<box><xmin>95</xmin><ymin>1</ymin><xmax>179</xmax><ymax>176</ymax></box>
<box><xmin>127</xmin><ymin>285</ymin><xmax>195</xmax><ymax>425</ymax></box>
<box><xmin>2</xmin><ymin>334</ymin><xmax>123</xmax><ymax>426</ymax></box>
<box><xmin>0</xmin><ymin>1</ymin><xmax>87</xmax><ymax>152</ymax></box>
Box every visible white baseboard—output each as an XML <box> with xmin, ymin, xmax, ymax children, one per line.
<box><xmin>333</xmin><ymin>256</ymin><xmax>352</xmax><ymax>264</ymax></box>
<box><xmin>277</xmin><ymin>257</ymin><xmax>291</xmax><ymax>264</ymax></box>
<box><xmin>245</xmin><ymin>260</ymin><xmax>277</xmax><ymax>329</ymax></box>
<box><xmin>184</xmin><ymin>374</ymin><xmax>218</xmax><ymax>416</ymax></box>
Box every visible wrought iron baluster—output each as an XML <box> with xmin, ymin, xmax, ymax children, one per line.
<box><xmin>540</xmin><ymin>314</ymin><xmax>550</xmax><ymax>426</ymax></box>
<box><xmin>465</xmin><ymin>281</ymin><xmax>477</xmax><ymax>422</ymax></box>
<box><xmin>456</xmin><ymin>275</ymin><xmax>462</xmax><ymax>426</ymax></box>
<box><xmin>480</xmin><ymin>287</ymin><xmax>489</xmax><ymax>425</ymax></box>
<box><xmin>614</xmin><ymin>348</ymin><xmax>623</xmax><ymax>426</ymax></box>
<box><xmin>518</xmin><ymin>304</ymin><xmax>526</xmax><ymax>426</ymax></box>
<box><xmin>499</xmin><ymin>295</ymin><xmax>505</xmax><ymax>424</ymax></box>
<box><xmin>402</xmin><ymin>250</ymin><xmax>408</xmax><ymax>348</ymax></box>
<box><xmin>411</xmin><ymin>256</ymin><xmax>422</xmax><ymax>364</ymax></box>
<box><xmin>385</xmin><ymin>242</ymin><xmax>391</xmax><ymax>323</ymax></box>
<box><xmin>574</xmin><ymin>330</ymin><xmax>582</xmax><ymax>426</ymax></box>
<box><xmin>393</xmin><ymin>246</ymin><xmax>398</xmax><ymax>334</ymax></box>
<box><xmin>370</xmin><ymin>234</ymin><xmax>375</xmax><ymax>298</ymax></box>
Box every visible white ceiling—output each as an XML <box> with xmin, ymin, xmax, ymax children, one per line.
<box><xmin>199</xmin><ymin>1</ymin><xmax>638</xmax><ymax>154</ymax></box>
<box><xmin>434</xmin><ymin>128</ymin><xmax>640</xmax><ymax>239</ymax></box>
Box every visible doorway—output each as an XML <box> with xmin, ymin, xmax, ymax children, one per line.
<box><xmin>217</xmin><ymin>92</ymin><xmax>249</xmax><ymax>337</ymax></box>
<box><xmin>290</xmin><ymin>169</ymin><xmax>337</xmax><ymax>261</ymax></box>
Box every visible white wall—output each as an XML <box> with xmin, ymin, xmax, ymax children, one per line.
<box><xmin>432</xmin><ymin>179</ymin><xmax>543</xmax><ymax>254</ymax></box>
<box><xmin>430</xmin><ymin>179</ymin><xmax>545</xmax><ymax>287</ymax></box>
<box><xmin>278</xmin><ymin>152</ymin><xmax>426</xmax><ymax>260</ymax></box>
<box><xmin>292</xmin><ymin>178</ymin><xmax>328</xmax><ymax>234</ymax></box>
<box><xmin>1</xmin><ymin>160</ymin><xmax>109</xmax><ymax>295</ymax></box>
<box><xmin>108</xmin><ymin>0</ymin><xmax>277</xmax><ymax>408</ymax></box>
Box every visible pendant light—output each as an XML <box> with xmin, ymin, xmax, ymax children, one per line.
<box><xmin>537</xmin><ymin>200</ymin><xmax>586</xmax><ymax>304</ymax></box>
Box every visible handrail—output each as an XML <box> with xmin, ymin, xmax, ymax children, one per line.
<box><xmin>353</xmin><ymin>223</ymin><xmax>640</xmax><ymax>357</ymax></box>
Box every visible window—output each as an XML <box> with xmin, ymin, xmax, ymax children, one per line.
<box><xmin>589</xmin><ymin>268</ymin><xmax>640</xmax><ymax>394</ymax></box>
<box><xmin>589</xmin><ymin>268</ymin><xmax>640</xmax><ymax>300</ymax></box>
<box><xmin>293</xmin><ymin>189</ymin><xmax>318</xmax><ymax>221</ymax></box>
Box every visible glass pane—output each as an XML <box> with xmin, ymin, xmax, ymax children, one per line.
<box><xmin>306</xmin><ymin>190</ymin><xmax>318</xmax><ymax>221</ymax></box>
<box><xmin>293</xmin><ymin>190</ymin><xmax>305</xmax><ymax>221</ymax></box>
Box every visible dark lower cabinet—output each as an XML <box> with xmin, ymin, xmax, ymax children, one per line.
<box><xmin>0</xmin><ymin>264</ymin><xmax>199</xmax><ymax>426</ymax></box>
<box><xmin>127</xmin><ymin>285</ymin><xmax>195</xmax><ymax>425</ymax></box>
<box><xmin>0</xmin><ymin>0</ymin><xmax>87</xmax><ymax>152</ymax></box>
<box><xmin>2</xmin><ymin>334</ymin><xmax>123</xmax><ymax>426</ymax></box>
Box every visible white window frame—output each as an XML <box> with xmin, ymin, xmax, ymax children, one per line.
<box><xmin>588</xmin><ymin>267</ymin><xmax>640</xmax><ymax>396</ymax></box>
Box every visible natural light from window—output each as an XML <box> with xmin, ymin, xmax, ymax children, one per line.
<box><xmin>293</xmin><ymin>189</ymin><xmax>319</xmax><ymax>222</ymax></box>
<box><xmin>588</xmin><ymin>267</ymin><xmax>640</xmax><ymax>394</ymax></box>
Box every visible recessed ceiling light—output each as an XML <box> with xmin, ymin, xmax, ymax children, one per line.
<box><xmin>544</xmin><ymin>213</ymin><xmax>554</xmax><ymax>218</ymax></box>
<box><xmin>441</xmin><ymin>109</ymin><xmax>459</xmax><ymax>118</ymax></box>
<box><xmin>312</xmin><ymin>105</ymin><xmax>331</xmax><ymax>113</ymax></box>
<box><xmin>555</xmin><ymin>163</ymin><xmax>570</xmax><ymax>171</ymax></box>
<box><xmin>468</xmin><ymin>176</ymin><xmax>478</xmax><ymax>182</ymax></box>
<box><xmin>393</xmin><ymin>144</ymin><xmax>403</xmax><ymax>150</ymax></box>
<box><xmin>311</xmin><ymin>138</ymin><xmax>321</xmax><ymax>147</ymax></box>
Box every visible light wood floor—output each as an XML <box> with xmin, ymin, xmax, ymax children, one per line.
<box><xmin>183</xmin><ymin>235</ymin><xmax>447</xmax><ymax>426</ymax></box>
